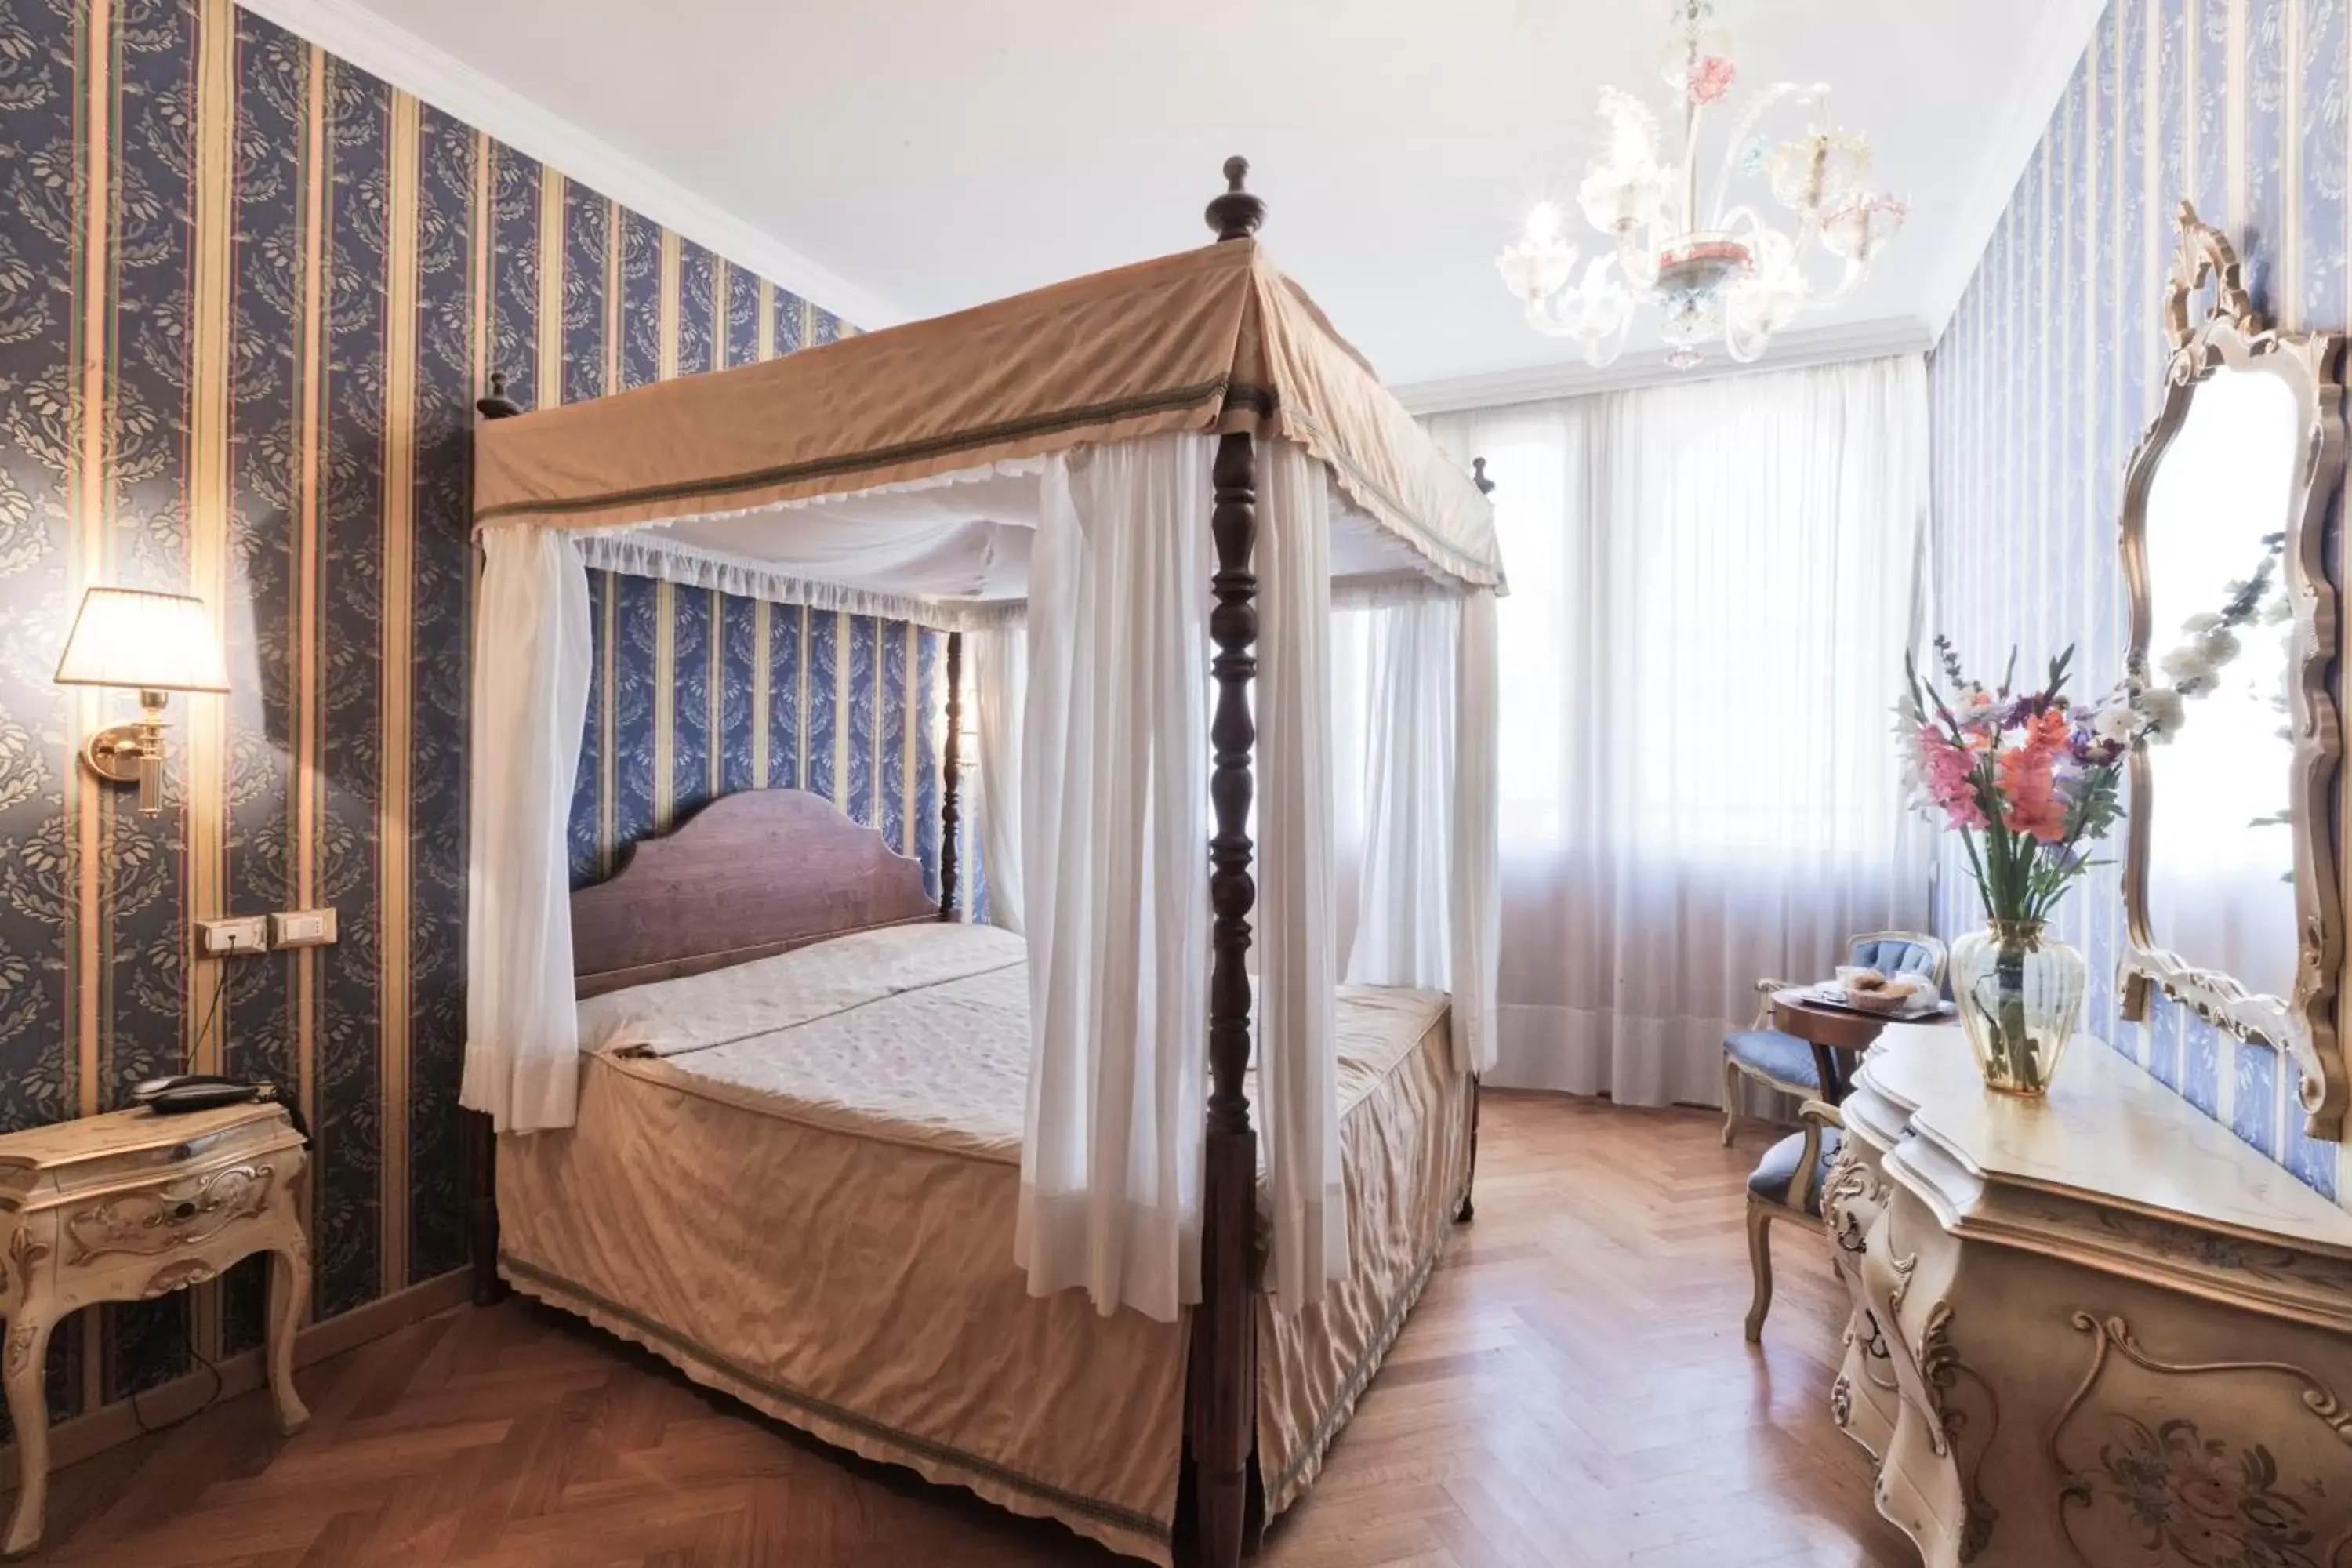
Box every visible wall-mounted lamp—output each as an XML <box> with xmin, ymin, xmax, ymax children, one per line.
<box><xmin>53</xmin><ymin>586</ymin><xmax>230</xmax><ymax>815</ymax></box>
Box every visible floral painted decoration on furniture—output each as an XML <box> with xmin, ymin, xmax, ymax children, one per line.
<box><xmin>2092</xmin><ymin>1415</ymin><xmax>2319</xmax><ymax>1568</ymax></box>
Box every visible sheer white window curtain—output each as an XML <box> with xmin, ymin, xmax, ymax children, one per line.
<box><xmin>1414</xmin><ymin>355</ymin><xmax>1930</xmax><ymax>1105</ymax></box>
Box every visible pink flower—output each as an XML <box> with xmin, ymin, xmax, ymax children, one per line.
<box><xmin>1918</xmin><ymin>728</ymin><xmax>1987</xmax><ymax>831</ymax></box>
<box><xmin>1689</xmin><ymin>55</ymin><xmax>1737</xmax><ymax>105</ymax></box>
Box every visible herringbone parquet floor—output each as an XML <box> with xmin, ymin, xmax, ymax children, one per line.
<box><xmin>19</xmin><ymin>1094</ymin><xmax>1915</xmax><ymax>1567</ymax></box>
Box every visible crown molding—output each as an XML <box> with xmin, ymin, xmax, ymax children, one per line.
<box><xmin>1918</xmin><ymin>0</ymin><xmax>2105</xmax><ymax>342</ymax></box>
<box><xmin>234</xmin><ymin>0</ymin><xmax>905</xmax><ymax>333</ymax></box>
<box><xmin>1390</xmin><ymin>316</ymin><xmax>1935</xmax><ymax>416</ymax></box>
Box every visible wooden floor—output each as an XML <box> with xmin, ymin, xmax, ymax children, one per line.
<box><xmin>20</xmin><ymin>1094</ymin><xmax>1914</xmax><ymax>1567</ymax></box>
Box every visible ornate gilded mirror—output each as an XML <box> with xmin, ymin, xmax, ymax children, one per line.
<box><xmin>2120</xmin><ymin>202</ymin><xmax>2348</xmax><ymax>1135</ymax></box>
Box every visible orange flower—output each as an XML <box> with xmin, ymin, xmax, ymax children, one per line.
<box><xmin>2020</xmin><ymin>707</ymin><xmax>2071</xmax><ymax>755</ymax></box>
<box><xmin>1999</xmin><ymin>710</ymin><xmax>2071</xmax><ymax>842</ymax></box>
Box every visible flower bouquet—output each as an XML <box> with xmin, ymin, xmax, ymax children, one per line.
<box><xmin>1903</xmin><ymin>638</ymin><xmax>2135</xmax><ymax>1094</ymax></box>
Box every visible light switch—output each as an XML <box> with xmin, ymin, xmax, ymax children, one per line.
<box><xmin>194</xmin><ymin>916</ymin><xmax>268</xmax><ymax>957</ymax></box>
<box><xmin>268</xmin><ymin>908</ymin><xmax>338</xmax><ymax>949</ymax></box>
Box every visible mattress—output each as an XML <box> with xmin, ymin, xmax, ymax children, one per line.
<box><xmin>499</xmin><ymin>922</ymin><xmax>1467</xmax><ymax>1564</ymax></box>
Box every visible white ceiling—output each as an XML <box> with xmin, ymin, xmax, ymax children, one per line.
<box><xmin>266</xmin><ymin>0</ymin><xmax>2102</xmax><ymax>405</ymax></box>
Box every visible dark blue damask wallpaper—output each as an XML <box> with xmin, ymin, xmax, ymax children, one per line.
<box><xmin>0</xmin><ymin>0</ymin><xmax>865</xmax><ymax>1428</ymax></box>
<box><xmin>569</xmin><ymin>579</ymin><xmax>944</xmax><ymax>901</ymax></box>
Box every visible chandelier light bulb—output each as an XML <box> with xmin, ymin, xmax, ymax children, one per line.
<box><xmin>1495</xmin><ymin>0</ymin><xmax>1902</xmax><ymax>369</ymax></box>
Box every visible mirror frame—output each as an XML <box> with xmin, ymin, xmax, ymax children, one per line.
<box><xmin>2120</xmin><ymin>201</ymin><xmax>2349</xmax><ymax>1137</ymax></box>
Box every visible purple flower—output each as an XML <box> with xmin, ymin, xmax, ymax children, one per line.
<box><xmin>2068</xmin><ymin>727</ymin><xmax>2125</xmax><ymax>768</ymax></box>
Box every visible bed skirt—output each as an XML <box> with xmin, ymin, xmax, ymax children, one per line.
<box><xmin>500</xmin><ymin>1252</ymin><xmax>1180</xmax><ymax>1563</ymax></box>
<box><xmin>495</xmin><ymin>1006</ymin><xmax>1466</xmax><ymax>1564</ymax></box>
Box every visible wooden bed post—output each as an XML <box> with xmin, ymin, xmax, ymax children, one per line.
<box><xmin>940</xmin><ymin>630</ymin><xmax>964</xmax><ymax>920</ymax></box>
<box><xmin>1193</xmin><ymin>156</ymin><xmax>1266</xmax><ymax>1568</ymax></box>
<box><xmin>1456</xmin><ymin>457</ymin><xmax>1496</xmax><ymax>1228</ymax></box>
<box><xmin>466</xmin><ymin>371</ymin><xmax>524</xmax><ymax>1308</ymax></box>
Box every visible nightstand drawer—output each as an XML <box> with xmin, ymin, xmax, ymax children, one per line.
<box><xmin>41</xmin><ymin>1123</ymin><xmax>268</xmax><ymax>1200</ymax></box>
<box><xmin>57</xmin><ymin>1156</ymin><xmax>288</xmax><ymax>1273</ymax></box>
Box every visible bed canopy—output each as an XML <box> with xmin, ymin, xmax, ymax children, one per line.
<box><xmin>462</xmin><ymin>158</ymin><xmax>1501</xmax><ymax>1566</ymax></box>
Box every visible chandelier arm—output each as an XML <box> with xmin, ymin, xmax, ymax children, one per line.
<box><xmin>1680</xmin><ymin>101</ymin><xmax>1705</xmax><ymax>234</ymax></box>
<box><xmin>1581</xmin><ymin>319</ymin><xmax>1631</xmax><ymax>369</ymax></box>
<box><xmin>1720</xmin><ymin>201</ymin><xmax>1820</xmax><ymax>283</ymax></box>
<box><xmin>1821</xmin><ymin>253</ymin><xmax>1874</xmax><ymax>304</ymax></box>
<box><xmin>1522</xmin><ymin>294</ymin><xmax>1584</xmax><ymax>339</ymax></box>
<box><xmin>1704</xmin><ymin>81</ymin><xmax>1811</xmax><ymax>223</ymax></box>
<box><xmin>1616</xmin><ymin>223</ymin><xmax>1663</xmax><ymax>292</ymax></box>
<box><xmin>1723</xmin><ymin>315</ymin><xmax>1773</xmax><ymax>363</ymax></box>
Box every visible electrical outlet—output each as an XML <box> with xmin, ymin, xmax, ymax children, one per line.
<box><xmin>268</xmin><ymin>907</ymin><xmax>337</xmax><ymax>949</ymax></box>
<box><xmin>195</xmin><ymin>916</ymin><xmax>268</xmax><ymax>957</ymax></box>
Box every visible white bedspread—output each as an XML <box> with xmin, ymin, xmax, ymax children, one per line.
<box><xmin>583</xmin><ymin>922</ymin><xmax>1446</xmax><ymax>1167</ymax></box>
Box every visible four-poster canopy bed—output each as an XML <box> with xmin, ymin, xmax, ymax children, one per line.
<box><xmin>459</xmin><ymin>160</ymin><xmax>1503</xmax><ymax>1566</ymax></box>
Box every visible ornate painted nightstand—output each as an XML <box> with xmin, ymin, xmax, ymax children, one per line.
<box><xmin>0</xmin><ymin>1100</ymin><xmax>310</xmax><ymax>1557</ymax></box>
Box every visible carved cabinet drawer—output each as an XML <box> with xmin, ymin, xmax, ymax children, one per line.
<box><xmin>58</xmin><ymin>1156</ymin><xmax>285</xmax><ymax>1275</ymax></box>
<box><xmin>0</xmin><ymin>1102</ymin><xmax>307</xmax><ymax>1315</ymax></box>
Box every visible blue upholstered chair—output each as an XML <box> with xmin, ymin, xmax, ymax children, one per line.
<box><xmin>1745</xmin><ymin>1098</ymin><xmax>1842</xmax><ymax>1341</ymax></box>
<box><xmin>1719</xmin><ymin>930</ymin><xmax>1946</xmax><ymax>1147</ymax></box>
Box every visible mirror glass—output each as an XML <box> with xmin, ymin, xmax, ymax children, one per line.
<box><xmin>2141</xmin><ymin>365</ymin><xmax>2301</xmax><ymax>1003</ymax></box>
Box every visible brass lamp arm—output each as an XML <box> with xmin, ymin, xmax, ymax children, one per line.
<box><xmin>82</xmin><ymin>688</ymin><xmax>169</xmax><ymax>815</ymax></box>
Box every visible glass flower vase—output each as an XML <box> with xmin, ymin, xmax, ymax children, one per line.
<box><xmin>1949</xmin><ymin>920</ymin><xmax>2086</xmax><ymax>1096</ymax></box>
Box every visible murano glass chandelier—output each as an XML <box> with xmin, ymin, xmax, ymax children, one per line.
<box><xmin>1496</xmin><ymin>0</ymin><xmax>1907</xmax><ymax>370</ymax></box>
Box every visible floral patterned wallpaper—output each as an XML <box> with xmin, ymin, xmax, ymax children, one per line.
<box><xmin>0</xmin><ymin>0</ymin><xmax>862</xmax><ymax>1428</ymax></box>
<box><xmin>1927</xmin><ymin>0</ymin><xmax>2345</xmax><ymax>1199</ymax></box>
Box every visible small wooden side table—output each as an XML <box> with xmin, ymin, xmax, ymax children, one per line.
<box><xmin>0</xmin><ymin>1101</ymin><xmax>310</xmax><ymax>1557</ymax></box>
<box><xmin>1768</xmin><ymin>987</ymin><xmax>1896</xmax><ymax>1105</ymax></box>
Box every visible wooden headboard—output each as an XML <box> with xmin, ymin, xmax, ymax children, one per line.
<box><xmin>571</xmin><ymin>789</ymin><xmax>942</xmax><ymax>997</ymax></box>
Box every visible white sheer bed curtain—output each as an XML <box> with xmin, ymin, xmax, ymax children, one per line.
<box><xmin>1015</xmin><ymin>434</ymin><xmax>1347</xmax><ymax>1322</ymax></box>
<box><xmin>971</xmin><ymin>626</ymin><xmax>1027</xmax><ymax>935</ymax></box>
<box><xmin>1342</xmin><ymin>593</ymin><xmax>1501</xmax><ymax>1076</ymax></box>
<box><xmin>463</xmin><ymin>525</ymin><xmax>593</xmax><ymax>1132</ymax></box>
<box><xmin>1419</xmin><ymin>355</ymin><xmax>1929</xmax><ymax>1105</ymax></box>
<box><xmin>1254</xmin><ymin>441</ymin><xmax>1348</xmax><ymax>1309</ymax></box>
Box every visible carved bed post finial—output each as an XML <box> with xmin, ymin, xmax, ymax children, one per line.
<box><xmin>1472</xmin><ymin>456</ymin><xmax>1494</xmax><ymax>495</ymax></box>
<box><xmin>940</xmin><ymin>631</ymin><xmax>964</xmax><ymax>921</ymax></box>
<box><xmin>476</xmin><ymin>370</ymin><xmax>523</xmax><ymax>420</ymax></box>
<box><xmin>1191</xmin><ymin>429</ymin><xmax>1260</xmax><ymax>1568</ymax></box>
<box><xmin>1205</xmin><ymin>156</ymin><xmax>1265</xmax><ymax>243</ymax></box>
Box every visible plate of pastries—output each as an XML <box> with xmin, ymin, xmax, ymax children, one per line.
<box><xmin>1825</xmin><ymin>967</ymin><xmax>1949</xmax><ymax>1018</ymax></box>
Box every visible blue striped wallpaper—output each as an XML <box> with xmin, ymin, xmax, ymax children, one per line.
<box><xmin>0</xmin><ymin>0</ymin><xmax>858</xmax><ymax>1429</ymax></box>
<box><xmin>1928</xmin><ymin>0</ymin><xmax>2346</xmax><ymax>1199</ymax></box>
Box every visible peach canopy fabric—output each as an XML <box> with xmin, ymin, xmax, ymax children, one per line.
<box><xmin>472</xmin><ymin>239</ymin><xmax>1501</xmax><ymax>593</ymax></box>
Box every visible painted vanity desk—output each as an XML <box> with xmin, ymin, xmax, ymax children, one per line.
<box><xmin>1823</xmin><ymin>1022</ymin><xmax>2352</xmax><ymax>1567</ymax></box>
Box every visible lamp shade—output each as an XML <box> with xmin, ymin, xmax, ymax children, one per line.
<box><xmin>53</xmin><ymin>586</ymin><xmax>230</xmax><ymax>693</ymax></box>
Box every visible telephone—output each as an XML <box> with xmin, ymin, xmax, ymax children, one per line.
<box><xmin>130</xmin><ymin>1075</ymin><xmax>309</xmax><ymax>1145</ymax></box>
<box><xmin>129</xmin><ymin>1081</ymin><xmax>269</xmax><ymax>1114</ymax></box>
<box><xmin>131</xmin><ymin>1074</ymin><xmax>271</xmax><ymax>1115</ymax></box>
